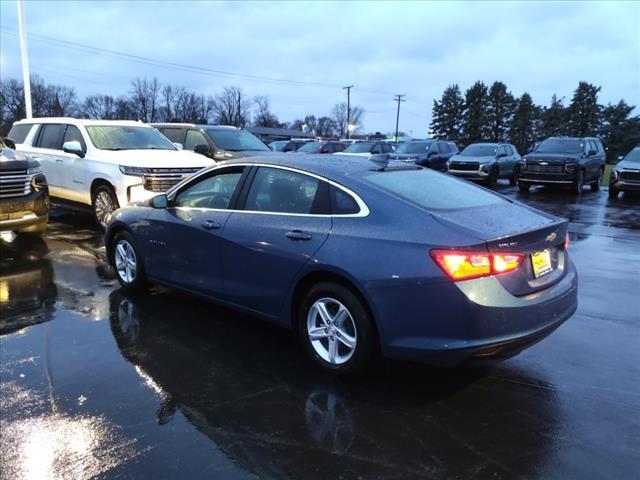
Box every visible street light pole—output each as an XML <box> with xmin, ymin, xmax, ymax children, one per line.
<box><xmin>393</xmin><ymin>94</ymin><xmax>406</xmax><ymax>142</ymax></box>
<box><xmin>17</xmin><ymin>0</ymin><xmax>32</xmax><ymax>118</ymax></box>
<box><xmin>343</xmin><ymin>85</ymin><xmax>353</xmax><ymax>139</ymax></box>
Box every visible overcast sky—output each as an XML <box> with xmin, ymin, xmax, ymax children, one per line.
<box><xmin>1</xmin><ymin>0</ymin><xmax>638</xmax><ymax>135</ymax></box>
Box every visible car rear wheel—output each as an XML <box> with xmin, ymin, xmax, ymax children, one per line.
<box><xmin>518</xmin><ymin>181</ymin><xmax>531</xmax><ymax>192</ymax></box>
<box><xmin>298</xmin><ymin>282</ymin><xmax>376</xmax><ymax>377</ymax></box>
<box><xmin>112</xmin><ymin>231</ymin><xmax>149</xmax><ymax>291</ymax></box>
<box><xmin>572</xmin><ymin>171</ymin><xmax>584</xmax><ymax>194</ymax></box>
<box><xmin>591</xmin><ymin>169</ymin><xmax>603</xmax><ymax>192</ymax></box>
<box><xmin>93</xmin><ymin>185</ymin><xmax>119</xmax><ymax>229</ymax></box>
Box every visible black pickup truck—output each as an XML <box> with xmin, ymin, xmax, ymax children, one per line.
<box><xmin>0</xmin><ymin>141</ymin><xmax>49</xmax><ymax>235</ymax></box>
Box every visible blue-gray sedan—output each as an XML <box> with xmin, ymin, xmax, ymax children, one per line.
<box><xmin>105</xmin><ymin>154</ymin><xmax>577</xmax><ymax>375</ymax></box>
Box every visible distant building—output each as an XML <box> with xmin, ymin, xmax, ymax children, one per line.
<box><xmin>247</xmin><ymin>127</ymin><xmax>314</xmax><ymax>142</ymax></box>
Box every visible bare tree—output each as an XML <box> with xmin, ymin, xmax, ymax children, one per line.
<box><xmin>316</xmin><ymin>116</ymin><xmax>338</xmax><ymax>137</ymax></box>
<box><xmin>253</xmin><ymin>95</ymin><xmax>282</xmax><ymax>127</ymax></box>
<box><xmin>130</xmin><ymin>77</ymin><xmax>161</xmax><ymax>122</ymax></box>
<box><xmin>332</xmin><ymin>102</ymin><xmax>364</xmax><ymax>137</ymax></box>
<box><xmin>81</xmin><ymin>94</ymin><xmax>116</xmax><ymax>119</ymax></box>
<box><xmin>212</xmin><ymin>86</ymin><xmax>251</xmax><ymax>127</ymax></box>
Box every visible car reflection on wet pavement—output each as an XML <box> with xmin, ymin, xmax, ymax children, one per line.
<box><xmin>1</xmin><ymin>188</ymin><xmax>639</xmax><ymax>479</ymax></box>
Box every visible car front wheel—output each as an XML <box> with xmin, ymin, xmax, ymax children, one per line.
<box><xmin>609</xmin><ymin>182</ymin><xmax>620</xmax><ymax>198</ymax></box>
<box><xmin>298</xmin><ymin>282</ymin><xmax>376</xmax><ymax>377</ymax></box>
<box><xmin>112</xmin><ymin>231</ymin><xmax>149</xmax><ymax>291</ymax></box>
<box><xmin>591</xmin><ymin>169</ymin><xmax>603</xmax><ymax>192</ymax></box>
<box><xmin>572</xmin><ymin>171</ymin><xmax>584</xmax><ymax>194</ymax></box>
<box><xmin>93</xmin><ymin>185</ymin><xmax>119</xmax><ymax>229</ymax></box>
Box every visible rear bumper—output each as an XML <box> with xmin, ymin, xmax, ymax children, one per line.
<box><xmin>370</xmin><ymin>259</ymin><xmax>578</xmax><ymax>366</ymax></box>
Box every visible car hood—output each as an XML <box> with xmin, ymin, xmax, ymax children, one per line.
<box><xmin>101</xmin><ymin>149</ymin><xmax>213</xmax><ymax>168</ymax></box>
<box><xmin>1</xmin><ymin>147</ymin><xmax>38</xmax><ymax>169</ymax></box>
<box><xmin>449</xmin><ymin>154</ymin><xmax>495</xmax><ymax>164</ymax></box>
<box><xmin>524</xmin><ymin>152</ymin><xmax>581</xmax><ymax>163</ymax></box>
<box><xmin>615</xmin><ymin>160</ymin><xmax>640</xmax><ymax>171</ymax></box>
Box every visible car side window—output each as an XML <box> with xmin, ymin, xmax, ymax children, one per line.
<box><xmin>331</xmin><ymin>186</ymin><xmax>359</xmax><ymax>215</ymax></box>
<box><xmin>160</xmin><ymin>128</ymin><xmax>186</xmax><ymax>144</ymax></box>
<box><xmin>429</xmin><ymin>143</ymin><xmax>439</xmax><ymax>153</ymax></box>
<box><xmin>63</xmin><ymin>125</ymin><xmax>87</xmax><ymax>152</ymax></box>
<box><xmin>244</xmin><ymin>167</ymin><xmax>320</xmax><ymax>214</ymax></box>
<box><xmin>37</xmin><ymin>124</ymin><xmax>66</xmax><ymax>150</ymax></box>
<box><xmin>184</xmin><ymin>130</ymin><xmax>209</xmax><ymax>151</ymax></box>
<box><xmin>7</xmin><ymin>124</ymin><xmax>33</xmax><ymax>144</ymax></box>
<box><xmin>383</xmin><ymin>144</ymin><xmax>393</xmax><ymax>153</ymax></box>
<box><xmin>371</xmin><ymin>144</ymin><xmax>382</xmax><ymax>154</ymax></box>
<box><xmin>174</xmin><ymin>167</ymin><xmax>244</xmax><ymax>209</ymax></box>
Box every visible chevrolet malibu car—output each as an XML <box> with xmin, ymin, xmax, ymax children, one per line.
<box><xmin>105</xmin><ymin>155</ymin><xmax>578</xmax><ymax>375</ymax></box>
<box><xmin>448</xmin><ymin>143</ymin><xmax>520</xmax><ymax>186</ymax></box>
<box><xmin>609</xmin><ymin>146</ymin><xmax>640</xmax><ymax>198</ymax></box>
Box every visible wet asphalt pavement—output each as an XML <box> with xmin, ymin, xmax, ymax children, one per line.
<box><xmin>1</xmin><ymin>185</ymin><xmax>639</xmax><ymax>480</ymax></box>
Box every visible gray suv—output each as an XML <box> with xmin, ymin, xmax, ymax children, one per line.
<box><xmin>447</xmin><ymin>143</ymin><xmax>521</xmax><ymax>187</ymax></box>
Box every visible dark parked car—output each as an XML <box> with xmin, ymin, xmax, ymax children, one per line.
<box><xmin>153</xmin><ymin>123</ymin><xmax>270</xmax><ymax>161</ymax></box>
<box><xmin>447</xmin><ymin>143</ymin><xmax>520</xmax><ymax>186</ymax></box>
<box><xmin>296</xmin><ymin>141</ymin><xmax>346</xmax><ymax>154</ymax></box>
<box><xmin>517</xmin><ymin>137</ymin><xmax>605</xmax><ymax>193</ymax></box>
<box><xmin>270</xmin><ymin>139</ymin><xmax>312</xmax><ymax>152</ymax></box>
<box><xmin>105</xmin><ymin>155</ymin><xmax>577</xmax><ymax>376</ymax></box>
<box><xmin>390</xmin><ymin>140</ymin><xmax>458</xmax><ymax>171</ymax></box>
<box><xmin>0</xmin><ymin>141</ymin><xmax>49</xmax><ymax>235</ymax></box>
<box><xmin>334</xmin><ymin>141</ymin><xmax>394</xmax><ymax>158</ymax></box>
<box><xmin>609</xmin><ymin>146</ymin><xmax>640</xmax><ymax>198</ymax></box>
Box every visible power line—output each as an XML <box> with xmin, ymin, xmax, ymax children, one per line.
<box><xmin>393</xmin><ymin>94</ymin><xmax>406</xmax><ymax>141</ymax></box>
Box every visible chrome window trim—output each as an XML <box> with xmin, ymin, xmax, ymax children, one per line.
<box><xmin>170</xmin><ymin>162</ymin><xmax>370</xmax><ymax>218</ymax></box>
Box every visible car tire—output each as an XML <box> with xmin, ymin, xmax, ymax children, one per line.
<box><xmin>518</xmin><ymin>181</ymin><xmax>531</xmax><ymax>192</ymax></box>
<box><xmin>509</xmin><ymin>174</ymin><xmax>517</xmax><ymax>186</ymax></box>
<box><xmin>572</xmin><ymin>170</ymin><xmax>584</xmax><ymax>194</ymax></box>
<box><xmin>486</xmin><ymin>168</ymin><xmax>498</xmax><ymax>188</ymax></box>
<box><xmin>112</xmin><ymin>231</ymin><xmax>150</xmax><ymax>291</ymax></box>
<box><xmin>298</xmin><ymin>282</ymin><xmax>377</xmax><ymax>377</ymax></box>
<box><xmin>93</xmin><ymin>185</ymin><xmax>119</xmax><ymax>229</ymax></box>
<box><xmin>608</xmin><ymin>182</ymin><xmax>620</xmax><ymax>199</ymax></box>
<box><xmin>591</xmin><ymin>169</ymin><xmax>603</xmax><ymax>192</ymax></box>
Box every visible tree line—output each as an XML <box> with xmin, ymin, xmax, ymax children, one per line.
<box><xmin>0</xmin><ymin>75</ymin><xmax>365</xmax><ymax>139</ymax></box>
<box><xmin>430</xmin><ymin>81</ymin><xmax>639</xmax><ymax>161</ymax></box>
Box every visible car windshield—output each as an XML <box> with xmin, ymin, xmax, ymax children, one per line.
<box><xmin>344</xmin><ymin>142</ymin><xmax>374</xmax><ymax>153</ymax></box>
<box><xmin>535</xmin><ymin>138</ymin><xmax>584</xmax><ymax>154</ymax></box>
<box><xmin>206</xmin><ymin>129</ymin><xmax>269</xmax><ymax>151</ymax></box>
<box><xmin>394</xmin><ymin>142</ymin><xmax>432</xmax><ymax>154</ymax></box>
<box><xmin>297</xmin><ymin>142</ymin><xmax>324</xmax><ymax>152</ymax></box>
<box><xmin>363</xmin><ymin>169</ymin><xmax>504</xmax><ymax>210</ymax></box>
<box><xmin>622</xmin><ymin>147</ymin><xmax>640</xmax><ymax>163</ymax></box>
<box><xmin>461</xmin><ymin>144</ymin><xmax>498</xmax><ymax>157</ymax></box>
<box><xmin>86</xmin><ymin>126</ymin><xmax>175</xmax><ymax>151</ymax></box>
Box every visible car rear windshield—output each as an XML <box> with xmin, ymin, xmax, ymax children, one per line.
<box><xmin>622</xmin><ymin>147</ymin><xmax>640</xmax><ymax>163</ymax></box>
<box><xmin>206</xmin><ymin>129</ymin><xmax>269</xmax><ymax>151</ymax></box>
<box><xmin>461</xmin><ymin>144</ymin><xmax>498</xmax><ymax>157</ymax></box>
<box><xmin>86</xmin><ymin>126</ymin><xmax>175</xmax><ymax>150</ymax></box>
<box><xmin>363</xmin><ymin>169</ymin><xmax>505</xmax><ymax>210</ymax></box>
<box><xmin>297</xmin><ymin>142</ymin><xmax>323</xmax><ymax>152</ymax></box>
<box><xmin>535</xmin><ymin>138</ymin><xmax>584</xmax><ymax>154</ymax></box>
<box><xmin>7</xmin><ymin>124</ymin><xmax>33</xmax><ymax>144</ymax></box>
<box><xmin>394</xmin><ymin>142</ymin><xmax>432</xmax><ymax>154</ymax></box>
<box><xmin>343</xmin><ymin>142</ymin><xmax>374</xmax><ymax>154</ymax></box>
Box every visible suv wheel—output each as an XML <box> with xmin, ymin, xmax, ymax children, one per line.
<box><xmin>572</xmin><ymin>171</ymin><xmax>584</xmax><ymax>194</ymax></box>
<box><xmin>608</xmin><ymin>181</ymin><xmax>620</xmax><ymax>199</ymax></box>
<box><xmin>517</xmin><ymin>180</ymin><xmax>530</xmax><ymax>192</ymax></box>
<box><xmin>591</xmin><ymin>169</ymin><xmax>603</xmax><ymax>192</ymax></box>
<box><xmin>298</xmin><ymin>282</ymin><xmax>376</xmax><ymax>377</ymax></box>
<box><xmin>486</xmin><ymin>167</ymin><xmax>499</xmax><ymax>188</ymax></box>
<box><xmin>93</xmin><ymin>185</ymin><xmax>119</xmax><ymax>229</ymax></box>
<box><xmin>112</xmin><ymin>231</ymin><xmax>149</xmax><ymax>291</ymax></box>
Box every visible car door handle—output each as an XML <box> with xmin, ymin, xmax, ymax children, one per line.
<box><xmin>56</xmin><ymin>158</ymin><xmax>64</xmax><ymax>163</ymax></box>
<box><xmin>201</xmin><ymin>220</ymin><xmax>222</xmax><ymax>230</ymax></box>
<box><xmin>285</xmin><ymin>230</ymin><xmax>312</xmax><ymax>241</ymax></box>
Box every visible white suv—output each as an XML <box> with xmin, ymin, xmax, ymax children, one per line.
<box><xmin>8</xmin><ymin>118</ymin><xmax>212</xmax><ymax>227</ymax></box>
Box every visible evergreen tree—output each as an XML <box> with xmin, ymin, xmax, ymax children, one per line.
<box><xmin>600</xmin><ymin>100</ymin><xmax>640</xmax><ymax>162</ymax></box>
<box><xmin>540</xmin><ymin>94</ymin><xmax>567</xmax><ymax>138</ymax></box>
<box><xmin>486</xmin><ymin>81</ymin><xmax>516</xmax><ymax>142</ymax></box>
<box><xmin>430</xmin><ymin>84</ymin><xmax>464</xmax><ymax>141</ymax></box>
<box><xmin>566</xmin><ymin>82</ymin><xmax>601</xmax><ymax>136</ymax></box>
<box><xmin>509</xmin><ymin>93</ymin><xmax>540</xmax><ymax>154</ymax></box>
<box><xmin>461</xmin><ymin>81</ymin><xmax>489</xmax><ymax>144</ymax></box>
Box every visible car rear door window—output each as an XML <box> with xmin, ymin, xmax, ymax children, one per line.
<box><xmin>37</xmin><ymin>124</ymin><xmax>66</xmax><ymax>150</ymax></box>
<box><xmin>244</xmin><ymin>167</ymin><xmax>321</xmax><ymax>214</ymax></box>
<box><xmin>331</xmin><ymin>186</ymin><xmax>359</xmax><ymax>214</ymax></box>
<box><xmin>63</xmin><ymin>125</ymin><xmax>87</xmax><ymax>151</ymax></box>
<box><xmin>175</xmin><ymin>167</ymin><xmax>244</xmax><ymax>209</ymax></box>
<box><xmin>160</xmin><ymin>128</ymin><xmax>186</xmax><ymax>144</ymax></box>
<box><xmin>184</xmin><ymin>130</ymin><xmax>209</xmax><ymax>151</ymax></box>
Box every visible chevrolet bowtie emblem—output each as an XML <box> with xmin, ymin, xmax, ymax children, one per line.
<box><xmin>546</xmin><ymin>232</ymin><xmax>557</xmax><ymax>242</ymax></box>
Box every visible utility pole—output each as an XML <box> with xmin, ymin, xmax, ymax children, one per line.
<box><xmin>17</xmin><ymin>0</ymin><xmax>32</xmax><ymax>118</ymax></box>
<box><xmin>393</xmin><ymin>94</ymin><xmax>406</xmax><ymax>142</ymax></box>
<box><xmin>343</xmin><ymin>85</ymin><xmax>353</xmax><ymax>139</ymax></box>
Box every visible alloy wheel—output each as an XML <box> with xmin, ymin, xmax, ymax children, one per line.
<box><xmin>95</xmin><ymin>190</ymin><xmax>117</xmax><ymax>228</ymax></box>
<box><xmin>307</xmin><ymin>298</ymin><xmax>357</xmax><ymax>365</ymax></box>
<box><xmin>115</xmin><ymin>240</ymin><xmax>137</xmax><ymax>284</ymax></box>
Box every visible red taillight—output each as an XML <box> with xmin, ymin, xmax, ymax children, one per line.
<box><xmin>430</xmin><ymin>250</ymin><xmax>524</xmax><ymax>281</ymax></box>
<box><xmin>564</xmin><ymin>232</ymin><xmax>570</xmax><ymax>250</ymax></box>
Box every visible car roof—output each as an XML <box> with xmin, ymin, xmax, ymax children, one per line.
<box><xmin>14</xmin><ymin>117</ymin><xmax>151</xmax><ymax>127</ymax></box>
<box><xmin>152</xmin><ymin>123</ymin><xmax>238</xmax><ymax>130</ymax></box>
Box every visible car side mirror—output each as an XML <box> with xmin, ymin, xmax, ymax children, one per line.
<box><xmin>617</xmin><ymin>155</ymin><xmax>624</xmax><ymax>161</ymax></box>
<box><xmin>63</xmin><ymin>140</ymin><xmax>85</xmax><ymax>158</ymax></box>
<box><xmin>193</xmin><ymin>143</ymin><xmax>210</xmax><ymax>156</ymax></box>
<box><xmin>151</xmin><ymin>194</ymin><xmax>168</xmax><ymax>209</ymax></box>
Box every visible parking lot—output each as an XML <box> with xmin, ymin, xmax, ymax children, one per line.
<box><xmin>1</xmin><ymin>185</ymin><xmax>639</xmax><ymax>480</ymax></box>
